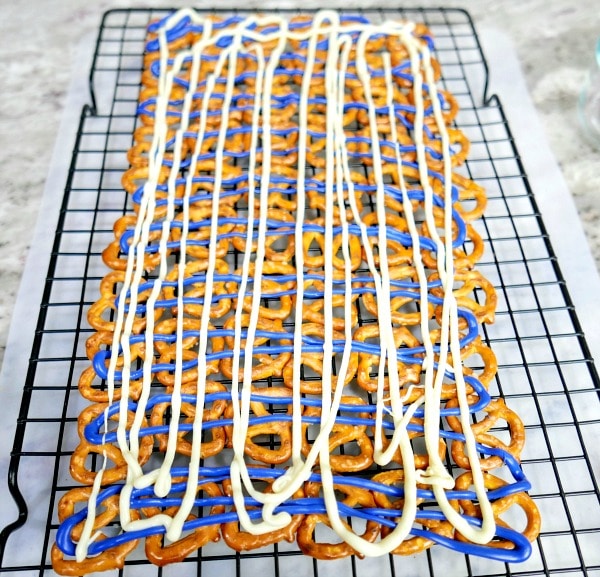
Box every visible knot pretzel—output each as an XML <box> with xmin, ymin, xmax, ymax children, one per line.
<box><xmin>52</xmin><ymin>486</ymin><xmax>141</xmax><ymax>575</ymax></box>
<box><xmin>282</xmin><ymin>323</ymin><xmax>359</xmax><ymax>394</ymax></box>
<box><xmin>301</xmin><ymin>395</ymin><xmax>374</xmax><ymax>472</ymax></box>
<box><xmin>353</xmin><ymin>324</ymin><xmax>423</xmax><ymax>393</ymax></box>
<box><xmin>301</xmin><ymin>268</ymin><xmax>359</xmax><ymax>331</ymax></box>
<box><xmin>224</xmin><ymin>386</ymin><xmax>294</xmax><ymax>464</ymax></box>
<box><xmin>371</xmin><ymin>470</ymin><xmax>456</xmax><ymax>555</ymax></box>
<box><xmin>446</xmin><ymin>397</ymin><xmax>526</xmax><ymax>470</ymax></box>
<box><xmin>453</xmin><ymin>472</ymin><xmax>541</xmax><ymax>546</ymax></box>
<box><xmin>360</xmin><ymin>265</ymin><xmax>435</xmax><ymax>326</ymax></box>
<box><xmin>297</xmin><ymin>481</ymin><xmax>381</xmax><ymax>559</ymax></box>
<box><xmin>88</xmin><ymin>269</ymin><xmax>161</xmax><ymax>332</ymax></box>
<box><xmin>70</xmin><ymin>403</ymin><xmax>153</xmax><ymax>485</ymax></box>
<box><xmin>222</xmin><ymin>473</ymin><xmax>305</xmax><ymax>551</ymax></box>
<box><xmin>220</xmin><ymin>315</ymin><xmax>292</xmax><ymax>382</ymax></box>
<box><xmin>150</xmin><ymin>382</ymin><xmax>229</xmax><ymax>458</ymax></box>
<box><xmin>161</xmin><ymin>258</ymin><xmax>234</xmax><ymax>319</ymax></box>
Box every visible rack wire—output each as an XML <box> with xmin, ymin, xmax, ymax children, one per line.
<box><xmin>1</xmin><ymin>7</ymin><xmax>600</xmax><ymax>577</ymax></box>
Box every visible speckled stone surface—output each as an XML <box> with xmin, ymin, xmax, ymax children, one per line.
<box><xmin>1</xmin><ymin>0</ymin><xmax>599</xmax><ymax>368</ymax></box>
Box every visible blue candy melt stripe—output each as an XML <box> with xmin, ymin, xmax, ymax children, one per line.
<box><xmin>55</xmin><ymin>467</ymin><xmax>531</xmax><ymax>562</ymax></box>
<box><xmin>83</xmin><ymin>389</ymin><xmax>499</xmax><ymax>447</ymax></box>
<box><xmin>117</xmin><ymin>217</ymin><xmax>448</xmax><ymax>255</ymax></box>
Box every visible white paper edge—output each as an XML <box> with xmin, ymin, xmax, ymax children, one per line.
<box><xmin>0</xmin><ymin>34</ymin><xmax>94</xmax><ymax>531</ymax></box>
<box><xmin>479</xmin><ymin>27</ymin><xmax>600</xmax><ymax>366</ymax></box>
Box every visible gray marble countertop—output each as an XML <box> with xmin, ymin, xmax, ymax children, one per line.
<box><xmin>1</xmin><ymin>0</ymin><xmax>599</xmax><ymax>369</ymax></box>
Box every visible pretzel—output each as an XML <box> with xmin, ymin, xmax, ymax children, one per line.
<box><xmin>87</xmin><ymin>269</ymin><xmax>160</xmax><ymax>332</ymax></box>
<box><xmin>429</xmin><ymin>269</ymin><xmax>498</xmax><ymax>324</ymax></box>
<box><xmin>453</xmin><ymin>472</ymin><xmax>541</xmax><ymax>546</ymax></box>
<box><xmin>221</xmin><ymin>473</ymin><xmax>306</xmax><ymax>551</ymax></box>
<box><xmin>52</xmin><ymin>487</ymin><xmax>141</xmax><ymax>575</ymax></box>
<box><xmin>143</xmin><ymin>481</ymin><xmax>225</xmax><ymax>566</ymax></box>
<box><xmin>282</xmin><ymin>323</ymin><xmax>359</xmax><ymax>394</ymax></box>
<box><xmin>161</xmin><ymin>258</ymin><xmax>234</xmax><ymax>319</ymax></box>
<box><xmin>353</xmin><ymin>324</ymin><xmax>422</xmax><ymax>392</ymax></box>
<box><xmin>70</xmin><ymin>403</ymin><xmax>153</xmax><ymax>485</ymax></box>
<box><xmin>301</xmin><ymin>395</ymin><xmax>374</xmax><ymax>472</ymax></box>
<box><xmin>53</xmin><ymin>10</ymin><xmax>539</xmax><ymax>574</ymax></box>
<box><xmin>224</xmin><ymin>387</ymin><xmax>294</xmax><ymax>464</ymax></box>
<box><xmin>150</xmin><ymin>382</ymin><xmax>229</xmax><ymax>457</ymax></box>
<box><xmin>220</xmin><ymin>316</ymin><xmax>292</xmax><ymax>382</ymax></box>
<box><xmin>301</xmin><ymin>268</ymin><xmax>360</xmax><ymax>330</ymax></box>
<box><xmin>371</xmin><ymin>470</ymin><xmax>456</xmax><ymax>555</ymax></box>
<box><xmin>297</xmin><ymin>482</ymin><xmax>381</xmax><ymax>559</ymax></box>
<box><xmin>360</xmin><ymin>266</ymin><xmax>435</xmax><ymax>326</ymax></box>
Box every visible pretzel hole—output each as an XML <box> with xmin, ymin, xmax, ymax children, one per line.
<box><xmin>462</xmin><ymin>350</ymin><xmax>485</xmax><ymax>371</ymax></box>
<box><xmin>96</xmin><ymin>521</ymin><xmax>122</xmax><ymax>540</ymax></box>
<box><xmin>305</xmin><ymin>424</ymin><xmax>321</xmax><ymax>444</ymax></box>
<box><xmin>458</xmin><ymin>196</ymin><xmax>478</xmax><ymax>215</ymax></box>
<box><xmin>333</xmin><ymin>352</ymin><xmax>346</xmax><ymax>370</ymax></box>
<box><xmin>332</xmin><ymin>307</ymin><xmax>347</xmax><ymax>321</ymax></box>
<box><xmin>300</xmin><ymin>363</ymin><xmax>320</xmax><ymax>380</ymax></box>
<box><xmin>333</xmin><ymin>439</ymin><xmax>362</xmax><ymax>457</ymax></box>
<box><xmin>487</xmin><ymin>426</ymin><xmax>512</xmax><ymax>447</ymax></box>
<box><xmin>496</xmin><ymin>501</ymin><xmax>528</xmax><ymax>535</ymax></box>
<box><xmin>67</xmin><ymin>497</ymin><xmax>119</xmax><ymax>541</ymax></box>
<box><xmin>268</xmin><ymin>235</ymin><xmax>291</xmax><ymax>253</ymax></box>
<box><xmin>313</xmin><ymin>519</ymin><xmax>366</xmax><ymax>544</ymax></box>
<box><xmin>409</xmin><ymin>434</ymin><xmax>428</xmax><ymax>456</ymax></box>
<box><xmin>307</xmin><ymin>238</ymin><xmax>323</xmax><ymax>256</ymax></box>
<box><xmin>347</xmin><ymin>516</ymin><xmax>367</xmax><ymax>535</ymax></box>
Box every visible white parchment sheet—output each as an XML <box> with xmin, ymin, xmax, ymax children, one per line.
<box><xmin>0</xmin><ymin>15</ymin><xmax>599</xmax><ymax>576</ymax></box>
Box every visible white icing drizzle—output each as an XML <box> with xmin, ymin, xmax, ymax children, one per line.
<box><xmin>228</xmin><ymin>18</ymin><xmax>292</xmax><ymax>533</ymax></box>
<box><xmin>77</xmin><ymin>9</ymin><xmax>497</xmax><ymax>560</ymax></box>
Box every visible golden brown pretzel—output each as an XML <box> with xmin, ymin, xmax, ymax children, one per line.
<box><xmin>70</xmin><ymin>403</ymin><xmax>153</xmax><ymax>485</ymax></box>
<box><xmin>429</xmin><ymin>269</ymin><xmax>498</xmax><ymax>324</ymax></box>
<box><xmin>281</xmin><ymin>323</ymin><xmax>359</xmax><ymax>395</ymax></box>
<box><xmin>87</xmin><ymin>269</ymin><xmax>160</xmax><ymax>332</ymax></box>
<box><xmin>297</xmin><ymin>481</ymin><xmax>380</xmax><ymax>559</ymax></box>
<box><xmin>453</xmin><ymin>472</ymin><xmax>541</xmax><ymax>546</ymax></box>
<box><xmin>161</xmin><ymin>258</ymin><xmax>234</xmax><ymax>319</ymax></box>
<box><xmin>51</xmin><ymin>487</ymin><xmax>141</xmax><ymax>575</ymax></box>
<box><xmin>301</xmin><ymin>268</ymin><xmax>359</xmax><ymax>331</ymax></box>
<box><xmin>223</xmin><ymin>386</ymin><xmax>294</xmax><ymax>464</ymax></box>
<box><xmin>446</xmin><ymin>397</ymin><xmax>526</xmax><ymax>470</ymax></box>
<box><xmin>301</xmin><ymin>395</ymin><xmax>374</xmax><ymax>472</ymax></box>
<box><xmin>353</xmin><ymin>324</ymin><xmax>422</xmax><ymax>393</ymax></box>
<box><xmin>371</xmin><ymin>470</ymin><xmax>456</xmax><ymax>555</ymax></box>
<box><xmin>220</xmin><ymin>315</ymin><xmax>292</xmax><ymax>382</ymax></box>
<box><xmin>360</xmin><ymin>265</ymin><xmax>435</xmax><ymax>326</ymax></box>
<box><xmin>150</xmin><ymin>382</ymin><xmax>229</xmax><ymax>458</ymax></box>
<box><xmin>143</xmin><ymin>481</ymin><xmax>225</xmax><ymax>565</ymax></box>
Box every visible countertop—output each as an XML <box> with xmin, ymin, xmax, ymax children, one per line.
<box><xmin>1</xmin><ymin>0</ymin><xmax>599</xmax><ymax>370</ymax></box>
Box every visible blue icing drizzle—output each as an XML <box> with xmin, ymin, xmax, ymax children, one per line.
<box><xmin>91</xmin><ymin>304</ymin><xmax>480</xmax><ymax>381</ymax></box>
<box><xmin>56</xmin><ymin>466</ymin><xmax>531</xmax><ymax>562</ymax></box>
<box><xmin>83</xmin><ymin>391</ymin><xmax>499</xmax><ymax>447</ymax></box>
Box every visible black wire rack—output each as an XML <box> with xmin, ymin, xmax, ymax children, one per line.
<box><xmin>1</xmin><ymin>7</ymin><xmax>600</xmax><ymax>577</ymax></box>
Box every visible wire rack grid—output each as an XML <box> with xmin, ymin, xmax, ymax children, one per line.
<box><xmin>1</xmin><ymin>6</ymin><xmax>600</xmax><ymax>577</ymax></box>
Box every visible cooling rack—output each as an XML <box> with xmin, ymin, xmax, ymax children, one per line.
<box><xmin>1</xmin><ymin>6</ymin><xmax>600</xmax><ymax>577</ymax></box>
